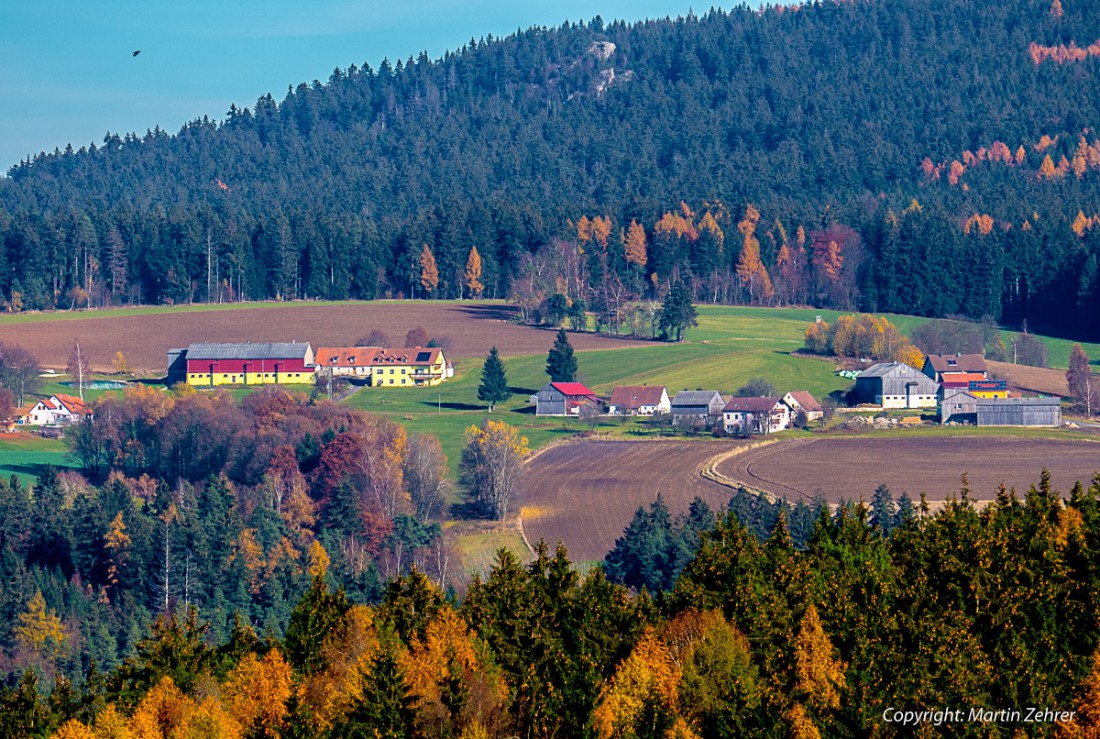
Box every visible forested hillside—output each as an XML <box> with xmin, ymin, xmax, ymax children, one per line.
<box><xmin>2</xmin><ymin>0</ymin><xmax>1100</xmax><ymax>339</ymax></box>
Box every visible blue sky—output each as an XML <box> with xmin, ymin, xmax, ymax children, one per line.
<box><xmin>0</xmin><ymin>1</ymin><xmax>731</xmax><ymax>173</ymax></box>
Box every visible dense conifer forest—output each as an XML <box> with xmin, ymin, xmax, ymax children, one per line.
<box><xmin>2</xmin><ymin>0</ymin><xmax>1100</xmax><ymax>339</ymax></box>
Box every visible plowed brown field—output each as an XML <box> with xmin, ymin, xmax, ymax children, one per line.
<box><xmin>521</xmin><ymin>440</ymin><xmax>740</xmax><ymax>563</ymax></box>
<box><xmin>718</xmin><ymin>436</ymin><xmax>1100</xmax><ymax>503</ymax></box>
<box><xmin>0</xmin><ymin>302</ymin><xmax>646</xmax><ymax>373</ymax></box>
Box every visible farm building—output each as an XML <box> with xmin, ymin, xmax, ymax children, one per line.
<box><xmin>939</xmin><ymin>387</ymin><xmax>979</xmax><ymax>424</ymax></box>
<box><xmin>923</xmin><ymin>353</ymin><xmax>988</xmax><ymax>383</ymax></box>
<box><xmin>976</xmin><ymin>397</ymin><xmax>1062</xmax><ymax>427</ymax></box>
<box><xmin>670</xmin><ymin>390</ymin><xmax>726</xmax><ymax>426</ymax></box>
<box><xmin>782</xmin><ymin>391</ymin><xmax>824</xmax><ymax>422</ymax></box>
<box><xmin>966</xmin><ymin>380</ymin><xmax>1008</xmax><ymax>399</ymax></box>
<box><xmin>853</xmin><ymin>362</ymin><xmax>939</xmax><ymax>409</ymax></box>
<box><xmin>24</xmin><ymin>394</ymin><xmax>94</xmax><ymax>426</ymax></box>
<box><xmin>608</xmin><ymin>386</ymin><xmax>671</xmax><ymax>416</ymax></box>
<box><xmin>314</xmin><ymin>346</ymin><xmax>451</xmax><ymax>387</ymax></box>
<box><xmin>169</xmin><ymin>342</ymin><xmax>315</xmax><ymax>386</ymax></box>
<box><xmin>535</xmin><ymin>382</ymin><xmax>600</xmax><ymax>416</ymax></box>
<box><xmin>723</xmin><ymin>397</ymin><xmax>790</xmax><ymax>434</ymax></box>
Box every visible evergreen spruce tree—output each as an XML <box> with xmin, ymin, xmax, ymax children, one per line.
<box><xmin>870</xmin><ymin>483</ymin><xmax>896</xmax><ymax>535</ymax></box>
<box><xmin>478</xmin><ymin>347</ymin><xmax>511</xmax><ymax>411</ymax></box>
<box><xmin>658</xmin><ymin>283</ymin><xmax>698</xmax><ymax>342</ymax></box>
<box><xmin>546</xmin><ymin>328</ymin><xmax>578</xmax><ymax>383</ymax></box>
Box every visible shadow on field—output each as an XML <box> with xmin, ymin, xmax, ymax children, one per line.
<box><xmin>451</xmin><ymin>304</ymin><xmax>518</xmax><ymax>322</ymax></box>
<box><xmin>2</xmin><ymin>463</ymin><xmax>58</xmax><ymax>478</ymax></box>
<box><xmin>422</xmin><ymin>401</ymin><xmax>484</xmax><ymax>411</ymax></box>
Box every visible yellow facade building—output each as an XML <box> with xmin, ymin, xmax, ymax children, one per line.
<box><xmin>314</xmin><ymin>346</ymin><xmax>452</xmax><ymax>387</ymax></box>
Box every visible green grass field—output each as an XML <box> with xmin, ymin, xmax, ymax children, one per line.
<box><xmin>0</xmin><ymin>434</ymin><xmax>74</xmax><ymax>486</ymax></box>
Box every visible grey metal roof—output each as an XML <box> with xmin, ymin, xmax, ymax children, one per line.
<box><xmin>186</xmin><ymin>342</ymin><xmax>312</xmax><ymax>360</ymax></box>
<box><xmin>671</xmin><ymin>390</ymin><xmax>722</xmax><ymax>406</ymax></box>
<box><xmin>857</xmin><ymin>362</ymin><xmax>909</xmax><ymax>378</ymax></box>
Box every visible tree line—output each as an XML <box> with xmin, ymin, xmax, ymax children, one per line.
<box><xmin>2</xmin><ymin>0</ymin><xmax>1100</xmax><ymax>339</ymax></box>
<box><xmin>5</xmin><ymin>470</ymin><xmax>1100</xmax><ymax>736</ymax></box>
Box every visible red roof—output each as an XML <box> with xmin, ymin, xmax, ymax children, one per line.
<box><xmin>550</xmin><ymin>382</ymin><xmax>597</xmax><ymax>398</ymax></box>
<box><xmin>52</xmin><ymin>394</ymin><xmax>93</xmax><ymax>416</ymax></box>
<box><xmin>314</xmin><ymin>346</ymin><xmax>442</xmax><ymax>367</ymax></box>
<box><xmin>609</xmin><ymin>386</ymin><xmax>667</xmax><ymax>410</ymax></box>
<box><xmin>941</xmin><ymin>372</ymin><xmax>987</xmax><ymax>388</ymax></box>
<box><xmin>785</xmin><ymin>391</ymin><xmax>823</xmax><ymax>413</ymax></box>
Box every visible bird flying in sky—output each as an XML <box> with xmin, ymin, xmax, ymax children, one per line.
<box><xmin>132</xmin><ymin>50</ymin><xmax>141</xmax><ymax>57</ymax></box>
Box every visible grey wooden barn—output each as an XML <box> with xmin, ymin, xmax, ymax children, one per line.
<box><xmin>852</xmin><ymin>362</ymin><xmax>940</xmax><ymax>409</ymax></box>
<box><xmin>976</xmin><ymin>397</ymin><xmax>1062</xmax><ymax>427</ymax></box>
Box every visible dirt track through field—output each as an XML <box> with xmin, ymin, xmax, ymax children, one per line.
<box><xmin>718</xmin><ymin>435</ymin><xmax>1100</xmax><ymax>503</ymax></box>
<box><xmin>0</xmin><ymin>302</ymin><xmax>646</xmax><ymax>372</ymax></box>
<box><xmin>521</xmin><ymin>440</ymin><xmax>741</xmax><ymax>563</ymax></box>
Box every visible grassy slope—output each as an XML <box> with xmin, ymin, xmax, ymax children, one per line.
<box><xmin>0</xmin><ymin>434</ymin><xmax>73</xmax><ymax>486</ymax></box>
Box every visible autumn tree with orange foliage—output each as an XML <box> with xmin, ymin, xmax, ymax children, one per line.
<box><xmin>420</xmin><ymin>244</ymin><xmax>440</xmax><ymax>296</ymax></box>
<box><xmin>735</xmin><ymin>204</ymin><xmax>774</xmax><ymax>304</ymax></box>
<box><xmin>464</xmin><ymin>246</ymin><xmax>484</xmax><ymax>298</ymax></box>
<box><xmin>624</xmin><ymin>219</ymin><xmax>648</xmax><ymax>270</ymax></box>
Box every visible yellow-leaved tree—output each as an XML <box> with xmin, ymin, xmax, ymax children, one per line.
<box><xmin>13</xmin><ymin>591</ymin><xmax>66</xmax><ymax>663</ymax></box>
<box><xmin>420</xmin><ymin>244</ymin><xmax>440</xmax><ymax>296</ymax></box>
<box><xmin>792</xmin><ymin>604</ymin><xmax>846</xmax><ymax>724</ymax></box>
<box><xmin>591</xmin><ymin>628</ymin><xmax>697</xmax><ymax>739</ymax></box>
<box><xmin>221</xmin><ymin>651</ymin><xmax>294</xmax><ymax>737</ymax></box>
<box><xmin>735</xmin><ymin>204</ymin><xmax>774</xmax><ymax>303</ymax></box>
<box><xmin>465</xmin><ymin>247</ymin><xmax>484</xmax><ymax>298</ymax></box>
<box><xmin>624</xmin><ymin>219</ymin><xmax>648</xmax><ymax>269</ymax></box>
<box><xmin>400</xmin><ymin>605</ymin><xmax>508</xmax><ymax>736</ymax></box>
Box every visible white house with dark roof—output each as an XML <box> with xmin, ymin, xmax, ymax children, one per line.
<box><xmin>723</xmin><ymin>397</ymin><xmax>790</xmax><ymax>434</ymax></box>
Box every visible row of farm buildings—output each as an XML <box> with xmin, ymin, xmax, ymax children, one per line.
<box><xmin>533</xmin><ymin>382</ymin><xmax>824</xmax><ymax>435</ymax></box>
<box><xmin>532</xmin><ymin>352</ymin><xmax>1061</xmax><ymax>431</ymax></box>
<box><xmin>166</xmin><ymin>342</ymin><xmax>453</xmax><ymax>388</ymax></box>
<box><xmin>849</xmin><ymin>353</ymin><xmax>1060</xmax><ymax>426</ymax></box>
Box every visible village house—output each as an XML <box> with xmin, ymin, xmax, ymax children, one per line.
<box><xmin>24</xmin><ymin>394</ymin><xmax>93</xmax><ymax>426</ymax></box>
<box><xmin>723</xmin><ymin>397</ymin><xmax>790</xmax><ymax>435</ymax></box>
<box><xmin>168</xmin><ymin>342</ymin><xmax>315</xmax><ymax>386</ymax></box>
<box><xmin>782</xmin><ymin>391</ymin><xmax>824</xmax><ymax>423</ymax></box>
<box><xmin>852</xmin><ymin>362</ymin><xmax>940</xmax><ymax>409</ymax></box>
<box><xmin>535</xmin><ymin>382</ymin><xmax>600</xmax><ymax>416</ymax></box>
<box><xmin>314</xmin><ymin>346</ymin><xmax>451</xmax><ymax>387</ymax></box>
<box><xmin>608</xmin><ymin>386</ymin><xmax>671</xmax><ymax>416</ymax></box>
<box><xmin>670</xmin><ymin>390</ymin><xmax>725</xmax><ymax>427</ymax></box>
<box><xmin>922</xmin><ymin>353</ymin><xmax>988</xmax><ymax>383</ymax></box>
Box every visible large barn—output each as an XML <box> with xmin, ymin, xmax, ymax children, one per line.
<box><xmin>853</xmin><ymin>362</ymin><xmax>940</xmax><ymax>409</ymax></box>
<box><xmin>976</xmin><ymin>397</ymin><xmax>1062</xmax><ymax>427</ymax></box>
<box><xmin>168</xmin><ymin>342</ymin><xmax>314</xmax><ymax>386</ymax></box>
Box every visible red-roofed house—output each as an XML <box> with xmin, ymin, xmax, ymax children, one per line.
<box><xmin>313</xmin><ymin>346</ymin><xmax>451</xmax><ymax>387</ymax></box>
<box><xmin>535</xmin><ymin>382</ymin><xmax>600</xmax><ymax>416</ymax></box>
<box><xmin>25</xmin><ymin>394</ymin><xmax>94</xmax><ymax>426</ymax></box>
<box><xmin>782</xmin><ymin>391</ymin><xmax>824</xmax><ymax>422</ymax></box>
<box><xmin>722</xmin><ymin>397</ymin><xmax>790</xmax><ymax>434</ymax></box>
<box><xmin>608</xmin><ymin>386</ymin><xmax>671</xmax><ymax>416</ymax></box>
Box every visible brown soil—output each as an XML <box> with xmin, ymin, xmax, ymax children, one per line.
<box><xmin>0</xmin><ymin>302</ymin><xmax>647</xmax><ymax>373</ymax></box>
<box><xmin>520</xmin><ymin>439</ymin><xmax>740</xmax><ymax>563</ymax></box>
<box><xmin>987</xmin><ymin>360</ymin><xmax>1069</xmax><ymax>396</ymax></box>
<box><xmin>718</xmin><ymin>435</ymin><xmax>1100</xmax><ymax>503</ymax></box>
